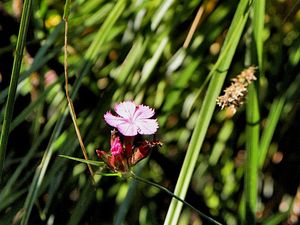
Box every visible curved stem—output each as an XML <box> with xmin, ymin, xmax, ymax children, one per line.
<box><xmin>63</xmin><ymin>0</ymin><xmax>95</xmax><ymax>184</ymax></box>
<box><xmin>130</xmin><ymin>172</ymin><xmax>223</xmax><ymax>225</ymax></box>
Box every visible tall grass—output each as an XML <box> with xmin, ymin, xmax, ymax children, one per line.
<box><xmin>164</xmin><ymin>1</ymin><xmax>252</xmax><ymax>224</ymax></box>
<box><xmin>0</xmin><ymin>0</ymin><xmax>34</xmax><ymax>180</ymax></box>
<box><xmin>0</xmin><ymin>0</ymin><xmax>299</xmax><ymax>224</ymax></box>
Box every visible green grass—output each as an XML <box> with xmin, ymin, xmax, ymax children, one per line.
<box><xmin>0</xmin><ymin>0</ymin><xmax>299</xmax><ymax>224</ymax></box>
<box><xmin>0</xmin><ymin>0</ymin><xmax>34</xmax><ymax>180</ymax></box>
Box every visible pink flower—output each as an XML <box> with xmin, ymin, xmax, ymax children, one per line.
<box><xmin>104</xmin><ymin>101</ymin><xmax>159</xmax><ymax>136</ymax></box>
<box><xmin>110</xmin><ymin>134</ymin><xmax>123</xmax><ymax>156</ymax></box>
<box><xmin>96</xmin><ymin>131</ymin><xmax>162</xmax><ymax>172</ymax></box>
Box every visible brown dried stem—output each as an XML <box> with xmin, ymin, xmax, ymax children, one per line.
<box><xmin>63</xmin><ymin>12</ymin><xmax>95</xmax><ymax>184</ymax></box>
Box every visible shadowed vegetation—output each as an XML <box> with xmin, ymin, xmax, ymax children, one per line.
<box><xmin>0</xmin><ymin>0</ymin><xmax>300</xmax><ymax>224</ymax></box>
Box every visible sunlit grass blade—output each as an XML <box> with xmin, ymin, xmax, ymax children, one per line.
<box><xmin>161</xmin><ymin>60</ymin><xmax>199</xmax><ymax>119</ymax></box>
<box><xmin>208</xmin><ymin>120</ymin><xmax>234</xmax><ymax>166</ymax></box>
<box><xmin>113</xmin><ymin>36</ymin><xmax>148</xmax><ymax>85</ymax></box>
<box><xmin>243</xmin><ymin>0</ymin><xmax>265</xmax><ymax>224</ymax></box>
<box><xmin>96</xmin><ymin>172</ymin><xmax>122</xmax><ymax>177</ymax></box>
<box><xmin>258</xmin><ymin>71</ymin><xmax>300</xmax><ymax>170</ymax></box>
<box><xmin>84</xmin><ymin>0</ymin><xmax>127</xmax><ymax>63</ymax></box>
<box><xmin>151</xmin><ymin>0</ymin><xmax>174</xmax><ymax>31</ymax></box>
<box><xmin>262</xmin><ymin>195</ymin><xmax>293</xmax><ymax>225</ymax></box>
<box><xmin>245</xmin><ymin>83</ymin><xmax>260</xmax><ymax>224</ymax></box>
<box><xmin>164</xmin><ymin>1</ymin><xmax>252</xmax><ymax>224</ymax></box>
<box><xmin>258</xmin><ymin>97</ymin><xmax>284</xmax><ymax>168</ymax></box>
<box><xmin>139</xmin><ymin>36</ymin><xmax>168</xmax><ymax>86</ymax></box>
<box><xmin>252</xmin><ymin>0</ymin><xmax>265</xmax><ymax>69</ymax></box>
<box><xmin>262</xmin><ymin>211</ymin><xmax>291</xmax><ymax>225</ymax></box>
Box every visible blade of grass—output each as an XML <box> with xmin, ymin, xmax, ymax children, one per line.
<box><xmin>243</xmin><ymin>1</ymin><xmax>264</xmax><ymax>223</ymax></box>
<box><xmin>258</xmin><ymin>68</ymin><xmax>300</xmax><ymax>170</ymax></box>
<box><xmin>163</xmin><ymin>1</ymin><xmax>252</xmax><ymax>224</ymax></box>
<box><xmin>251</xmin><ymin>0</ymin><xmax>281</xmax><ymax>169</ymax></box>
<box><xmin>0</xmin><ymin>113</ymin><xmax>58</xmax><ymax>209</ymax></box>
<box><xmin>0</xmin><ymin>0</ymin><xmax>34</xmax><ymax>181</ymax></box>
<box><xmin>113</xmin><ymin>36</ymin><xmax>149</xmax><ymax>85</ymax></box>
<box><xmin>139</xmin><ymin>36</ymin><xmax>168</xmax><ymax>86</ymax></box>
<box><xmin>151</xmin><ymin>0</ymin><xmax>174</xmax><ymax>31</ymax></box>
<box><xmin>245</xmin><ymin>83</ymin><xmax>260</xmax><ymax>224</ymax></box>
<box><xmin>262</xmin><ymin>195</ymin><xmax>293</xmax><ymax>225</ymax></box>
<box><xmin>20</xmin><ymin>1</ymin><xmax>127</xmax><ymax>224</ymax></box>
<box><xmin>258</xmin><ymin>97</ymin><xmax>284</xmax><ymax>168</ymax></box>
<box><xmin>0</xmin><ymin>188</ymin><xmax>28</xmax><ymax>213</ymax></box>
<box><xmin>160</xmin><ymin>60</ymin><xmax>199</xmax><ymax>125</ymax></box>
<box><xmin>59</xmin><ymin>155</ymin><xmax>105</xmax><ymax>167</ymax></box>
<box><xmin>208</xmin><ymin>120</ymin><xmax>234</xmax><ymax>166</ymax></box>
<box><xmin>252</xmin><ymin>0</ymin><xmax>265</xmax><ymax>70</ymax></box>
<box><xmin>43</xmin><ymin>101</ymin><xmax>110</xmax><ymax>218</ymax></box>
<box><xmin>262</xmin><ymin>212</ymin><xmax>290</xmax><ymax>225</ymax></box>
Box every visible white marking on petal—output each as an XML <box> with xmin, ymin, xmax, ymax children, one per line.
<box><xmin>133</xmin><ymin>105</ymin><xmax>155</xmax><ymax>120</ymax></box>
<box><xmin>117</xmin><ymin>121</ymin><xmax>138</xmax><ymax>136</ymax></box>
<box><xmin>114</xmin><ymin>101</ymin><xmax>136</xmax><ymax>119</ymax></box>
<box><xmin>135</xmin><ymin>118</ymin><xmax>158</xmax><ymax>135</ymax></box>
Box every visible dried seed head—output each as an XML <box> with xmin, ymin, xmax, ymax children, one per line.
<box><xmin>217</xmin><ymin>66</ymin><xmax>257</xmax><ymax>114</ymax></box>
<box><xmin>231</xmin><ymin>66</ymin><xmax>257</xmax><ymax>85</ymax></box>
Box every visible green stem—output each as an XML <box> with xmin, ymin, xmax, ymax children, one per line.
<box><xmin>243</xmin><ymin>0</ymin><xmax>264</xmax><ymax>223</ymax></box>
<box><xmin>164</xmin><ymin>1</ymin><xmax>252</xmax><ymax>224</ymax></box>
<box><xmin>245</xmin><ymin>83</ymin><xmax>259</xmax><ymax>224</ymax></box>
<box><xmin>0</xmin><ymin>0</ymin><xmax>34</xmax><ymax>181</ymax></box>
<box><xmin>130</xmin><ymin>172</ymin><xmax>223</xmax><ymax>225</ymax></box>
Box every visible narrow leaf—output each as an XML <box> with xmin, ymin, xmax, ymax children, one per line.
<box><xmin>59</xmin><ymin>155</ymin><xmax>105</xmax><ymax>167</ymax></box>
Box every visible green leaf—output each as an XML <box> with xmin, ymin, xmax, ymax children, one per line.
<box><xmin>163</xmin><ymin>1</ymin><xmax>253</xmax><ymax>224</ymax></box>
<box><xmin>0</xmin><ymin>0</ymin><xmax>34</xmax><ymax>181</ymax></box>
<box><xmin>59</xmin><ymin>155</ymin><xmax>105</xmax><ymax>167</ymax></box>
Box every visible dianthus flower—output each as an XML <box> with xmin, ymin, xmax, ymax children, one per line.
<box><xmin>104</xmin><ymin>101</ymin><xmax>159</xmax><ymax>136</ymax></box>
<box><xmin>97</xmin><ymin>101</ymin><xmax>162</xmax><ymax>172</ymax></box>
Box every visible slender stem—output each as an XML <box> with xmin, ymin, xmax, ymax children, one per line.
<box><xmin>0</xmin><ymin>0</ymin><xmax>33</xmax><ymax>181</ymax></box>
<box><xmin>245</xmin><ymin>83</ymin><xmax>259</xmax><ymax>224</ymax></box>
<box><xmin>130</xmin><ymin>172</ymin><xmax>223</xmax><ymax>225</ymax></box>
<box><xmin>183</xmin><ymin>5</ymin><xmax>204</xmax><ymax>48</ymax></box>
<box><xmin>63</xmin><ymin>1</ymin><xmax>95</xmax><ymax>184</ymax></box>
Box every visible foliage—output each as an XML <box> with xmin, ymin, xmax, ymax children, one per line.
<box><xmin>0</xmin><ymin>0</ymin><xmax>300</xmax><ymax>224</ymax></box>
